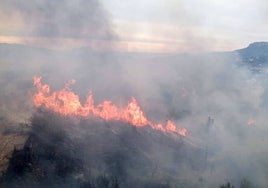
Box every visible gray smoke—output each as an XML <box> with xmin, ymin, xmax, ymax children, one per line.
<box><xmin>0</xmin><ymin>0</ymin><xmax>114</xmax><ymax>39</ymax></box>
<box><xmin>0</xmin><ymin>0</ymin><xmax>268</xmax><ymax>187</ymax></box>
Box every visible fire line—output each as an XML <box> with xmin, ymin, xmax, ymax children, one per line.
<box><xmin>32</xmin><ymin>76</ymin><xmax>187</xmax><ymax>136</ymax></box>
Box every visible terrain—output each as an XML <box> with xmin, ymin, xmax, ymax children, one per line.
<box><xmin>0</xmin><ymin>42</ymin><xmax>268</xmax><ymax>187</ymax></box>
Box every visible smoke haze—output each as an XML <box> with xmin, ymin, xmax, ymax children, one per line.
<box><xmin>0</xmin><ymin>0</ymin><xmax>113</xmax><ymax>38</ymax></box>
<box><xmin>0</xmin><ymin>0</ymin><xmax>268</xmax><ymax>187</ymax></box>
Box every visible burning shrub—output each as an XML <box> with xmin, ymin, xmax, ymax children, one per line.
<box><xmin>0</xmin><ymin>107</ymin><xmax>197</xmax><ymax>187</ymax></box>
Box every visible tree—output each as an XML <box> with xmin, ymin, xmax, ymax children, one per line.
<box><xmin>220</xmin><ymin>182</ymin><xmax>235</xmax><ymax>188</ymax></box>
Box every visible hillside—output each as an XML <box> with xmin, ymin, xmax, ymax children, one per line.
<box><xmin>236</xmin><ymin>42</ymin><xmax>268</xmax><ymax>71</ymax></box>
<box><xmin>0</xmin><ymin>42</ymin><xmax>268</xmax><ymax>187</ymax></box>
<box><xmin>1</xmin><ymin>109</ymin><xmax>205</xmax><ymax>188</ymax></box>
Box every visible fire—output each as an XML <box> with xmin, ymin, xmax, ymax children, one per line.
<box><xmin>247</xmin><ymin>117</ymin><xmax>255</xmax><ymax>126</ymax></box>
<box><xmin>32</xmin><ymin>76</ymin><xmax>187</xmax><ymax>136</ymax></box>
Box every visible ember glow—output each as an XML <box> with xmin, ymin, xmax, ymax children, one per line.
<box><xmin>32</xmin><ymin>76</ymin><xmax>187</xmax><ymax>136</ymax></box>
<box><xmin>247</xmin><ymin>117</ymin><xmax>255</xmax><ymax>126</ymax></box>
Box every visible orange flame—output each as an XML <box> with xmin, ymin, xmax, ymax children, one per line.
<box><xmin>32</xmin><ymin>76</ymin><xmax>187</xmax><ymax>136</ymax></box>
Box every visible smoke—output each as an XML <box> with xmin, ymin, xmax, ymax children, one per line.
<box><xmin>1</xmin><ymin>0</ymin><xmax>268</xmax><ymax>188</ymax></box>
<box><xmin>0</xmin><ymin>0</ymin><xmax>114</xmax><ymax>39</ymax></box>
<box><xmin>89</xmin><ymin>51</ymin><xmax>268</xmax><ymax>186</ymax></box>
<box><xmin>0</xmin><ymin>0</ymin><xmax>118</xmax><ymax>121</ymax></box>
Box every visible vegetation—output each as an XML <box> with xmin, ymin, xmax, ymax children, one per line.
<box><xmin>219</xmin><ymin>178</ymin><xmax>254</xmax><ymax>188</ymax></box>
<box><xmin>220</xmin><ymin>182</ymin><xmax>235</xmax><ymax>188</ymax></box>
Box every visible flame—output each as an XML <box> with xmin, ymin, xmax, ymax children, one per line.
<box><xmin>247</xmin><ymin>117</ymin><xmax>255</xmax><ymax>126</ymax></box>
<box><xmin>32</xmin><ymin>76</ymin><xmax>187</xmax><ymax>136</ymax></box>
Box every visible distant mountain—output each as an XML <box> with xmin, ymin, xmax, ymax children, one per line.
<box><xmin>235</xmin><ymin>42</ymin><xmax>268</xmax><ymax>69</ymax></box>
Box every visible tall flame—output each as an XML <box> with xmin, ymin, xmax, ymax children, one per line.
<box><xmin>32</xmin><ymin>76</ymin><xmax>187</xmax><ymax>136</ymax></box>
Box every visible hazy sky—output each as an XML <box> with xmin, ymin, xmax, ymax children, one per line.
<box><xmin>0</xmin><ymin>0</ymin><xmax>267</xmax><ymax>52</ymax></box>
<box><xmin>102</xmin><ymin>0</ymin><xmax>268</xmax><ymax>52</ymax></box>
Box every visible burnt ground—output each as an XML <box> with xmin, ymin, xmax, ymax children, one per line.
<box><xmin>0</xmin><ymin>117</ymin><xmax>29</xmax><ymax>176</ymax></box>
<box><xmin>0</xmin><ymin>108</ymin><xmax>206</xmax><ymax>188</ymax></box>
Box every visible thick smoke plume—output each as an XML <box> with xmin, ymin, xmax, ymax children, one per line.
<box><xmin>0</xmin><ymin>0</ymin><xmax>114</xmax><ymax>39</ymax></box>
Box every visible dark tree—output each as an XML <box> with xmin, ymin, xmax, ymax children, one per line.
<box><xmin>220</xmin><ymin>182</ymin><xmax>235</xmax><ymax>188</ymax></box>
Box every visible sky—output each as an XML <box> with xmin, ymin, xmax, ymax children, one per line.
<box><xmin>102</xmin><ymin>0</ymin><xmax>268</xmax><ymax>52</ymax></box>
<box><xmin>0</xmin><ymin>0</ymin><xmax>268</xmax><ymax>52</ymax></box>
